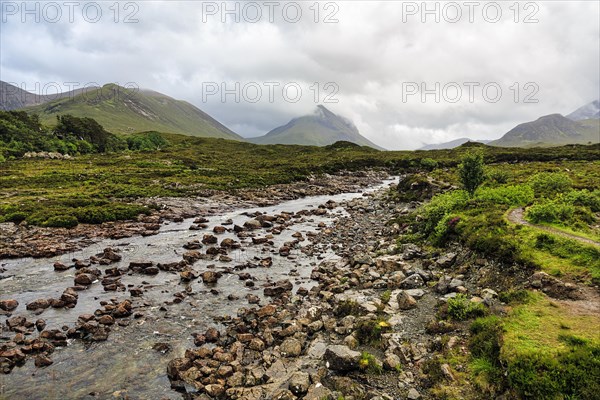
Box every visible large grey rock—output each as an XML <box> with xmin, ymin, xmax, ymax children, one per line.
<box><xmin>324</xmin><ymin>345</ymin><xmax>361</xmax><ymax>371</ymax></box>
<box><xmin>436</xmin><ymin>252</ymin><xmax>457</xmax><ymax>268</ymax></box>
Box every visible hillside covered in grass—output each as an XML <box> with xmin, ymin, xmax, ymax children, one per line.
<box><xmin>22</xmin><ymin>84</ymin><xmax>242</xmax><ymax>140</ymax></box>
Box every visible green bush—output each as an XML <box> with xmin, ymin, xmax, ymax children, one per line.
<box><xmin>431</xmin><ymin>214</ymin><xmax>460</xmax><ymax>245</ymax></box>
<box><xmin>447</xmin><ymin>294</ymin><xmax>488</xmax><ymax>321</ymax></box>
<box><xmin>527</xmin><ymin>200</ymin><xmax>575</xmax><ymax>224</ymax></box>
<box><xmin>529</xmin><ymin>172</ymin><xmax>572</xmax><ymax>197</ymax></box>
<box><xmin>456</xmin><ymin>211</ymin><xmax>521</xmax><ymax>263</ymax></box>
<box><xmin>43</xmin><ymin>215</ymin><xmax>78</xmax><ymax>228</ymax></box>
<box><xmin>486</xmin><ymin>168</ymin><xmax>509</xmax><ymax>184</ymax></box>
<box><xmin>420</xmin><ymin>157</ymin><xmax>438</xmax><ymax>171</ymax></box>
<box><xmin>505</xmin><ymin>343</ymin><xmax>600</xmax><ymax>399</ymax></box>
<box><xmin>498</xmin><ymin>290</ymin><xmax>532</xmax><ymax>305</ymax></box>
<box><xmin>475</xmin><ymin>184</ymin><xmax>534</xmax><ymax>206</ymax></box>
<box><xmin>420</xmin><ymin>190</ymin><xmax>469</xmax><ymax>235</ymax></box>
<box><xmin>358</xmin><ymin>352</ymin><xmax>383</xmax><ymax>374</ymax></box>
<box><xmin>563</xmin><ymin>189</ymin><xmax>600</xmax><ymax>212</ymax></box>
<box><xmin>469</xmin><ymin>316</ymin><xmax>503</xmax><ymax>360</ymax></box>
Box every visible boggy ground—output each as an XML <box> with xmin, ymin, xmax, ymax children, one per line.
<box><xmin>166</xmin><ymin>180</ymin><xmax>577</xmax><ymax>400</ymax></box>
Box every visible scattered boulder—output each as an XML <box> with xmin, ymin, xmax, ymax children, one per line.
<box><xmin>280</xmin><ymin>338</ymin><xmax>302</xmax><ymax>357</ymax></box>
<box><xmin>397</xmin><ymin>290</ymin><xmax>417</xmax><ymax>310</ymax></box>
<box><xmin>288</xmin><ymin>371</ymin><xmax>310</xmax><ymax>396</ymax></box>
<box><xmin>400</xmin><ymin>274</ymin><xmax>425</xmax><ymax>289</ymax></box>
<box><xmin>201</xmin><ymin>271</ymin><xmax>221</xmax><ymax>284</ymax></box>
<box><xmin>324</xmin><ymin>345</ymin><xmax>361</xmax><ymax>371</ymax></box>
<box><xmin>436</xmin><ymin>253</ymin><xmax>457</xmax><ymax>268</ymax></box>
<box><xmin>244</xmin><ymin>219</ymin><xmax>262</xmax><ymax>230</ymax></box>
<box><xmin>26</xmin><ymin>299</ymin><xmax>51</xmax><ymax>311</ymax></box>
<box><xmin>0</xmin><ymin>299</ymin><xmax>18</xmax><ymax>311</ymax></box>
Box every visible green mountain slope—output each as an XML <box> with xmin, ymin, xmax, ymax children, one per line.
<box><xmin>250</xmin><ymin>105</ymin><xmax>383</xmax><ymax>149</ymax></box>
<box><xmin>489</xmin><ymin>114</ymin><xmax>600</xmax><ymax>147</ymax></box>
<box><xmin>22</xmin><ymin>84</ymin><xmax>242</xmax><ymax>140</ymax></box>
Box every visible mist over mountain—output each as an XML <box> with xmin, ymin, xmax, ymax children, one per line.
<box><xmin>566</xmin><ymin>99</ymin><xmax>600</xmax><ymax>121</ymax></box>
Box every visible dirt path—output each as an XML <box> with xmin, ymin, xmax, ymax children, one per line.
<box><xmin>507</xmin><ymin>207</ymin><xmax>600</xmax><ymax>247</ymax></box>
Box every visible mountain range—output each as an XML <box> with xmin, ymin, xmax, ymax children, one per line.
<box><xmin>1</xmin><ymin>80</ymin><xmax>598</xmax><ymax>149</ymax></box>
<box><xmin>249</xmin><ymin>105</ymin><xmax>382</xmax><ymax>149</ymax></box>
<box><xmin>420</xmin><ymin>100</ymin><xmax>599</xmax><ymax>149</ymax></box>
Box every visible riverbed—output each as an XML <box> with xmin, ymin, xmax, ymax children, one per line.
<box><xmin>0</xmin><ymin>178</ymin><xmax>396</xmax><ymax>400</ymax></box>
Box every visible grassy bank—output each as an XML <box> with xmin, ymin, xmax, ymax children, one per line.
<box><xmin>395</xmin><ymin>154</ymin><xmax>600</xmax><ymax>399</ymax></box>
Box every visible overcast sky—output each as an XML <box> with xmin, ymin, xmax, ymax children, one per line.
<box><xmin>1</xmin><ymin>1</ymin><xmax>598</xmax><ymax>149</ymax></box>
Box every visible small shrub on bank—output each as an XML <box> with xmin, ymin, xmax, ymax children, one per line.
<box><xmin>447</xmin><ymin>294</ymin><xmax>487</xmax><ymax>321</ymax></box>
<box><xmin>468</xmin><ymin>316</ymin><xmax>505</xmax><ymax>394</ymax></box>
<box><xmin>358</xmin><ymin>352</ymin><xmax>383</xmax><ymax>374</ymax></box>
<box><xmin>335</xmin><ymin>300</ymin><xmax>362</xmax><ymax>317</ymax></box>
<box><xmin>355</xmin><ymin>319</ymin><xmax>391</xmax><ymax>345</ymax></box>
<box><xmin>498</xmin><ymin>289</ymin><xmax>532</xmax><ymax>305</ymax></box>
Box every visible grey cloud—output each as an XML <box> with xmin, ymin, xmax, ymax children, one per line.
<box><xmin>1</xmin><ymin>1</ymin><xmax>598</xmax><ymax>149</ymax></box>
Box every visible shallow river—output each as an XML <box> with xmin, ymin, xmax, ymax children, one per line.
<box><xmin>0</xmin><ymin>178</ymin><xmax>396</xmax><ymax>400</ymax></box>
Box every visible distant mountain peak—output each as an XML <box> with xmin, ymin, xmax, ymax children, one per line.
<box><xmin>489</xmin><ymin>112</ymin><xmax>599</xmax><ymax>148</ymax></box>
<box><xmin>251</xmin><ymin>106</ymin><xmax>383</xmax><ymax>149</ymax></box>
<box><xmin>566</xmin><ymin>99</ymin><xmax>600</xmax><ymax>121</ymax></box>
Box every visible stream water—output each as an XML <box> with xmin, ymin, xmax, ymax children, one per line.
<box><xmin>0</xmin><ymin>178</ymin><xmax>396</xmax><ymax>400</ymax></box>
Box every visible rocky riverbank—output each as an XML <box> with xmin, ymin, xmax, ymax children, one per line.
<box><xmin>163</xmin><ymin>180</ymin><xmax>531</xmax><ymax>400</ymax></box>
<box><xmin>0</xmin><ymin>170</ymin><xmax>386</xmax><ymax>259</ymax></box>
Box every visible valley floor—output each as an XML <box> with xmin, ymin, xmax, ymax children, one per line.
<box><xmin>2</xmin><ymin>170</ymin><xmax>598</xmax><ymax>400</ymax></box>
